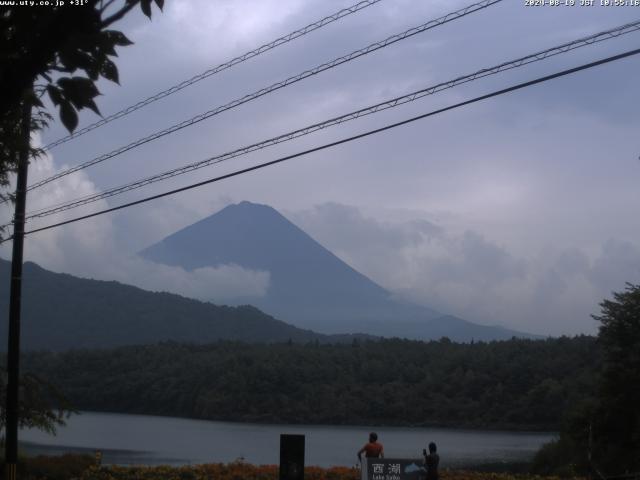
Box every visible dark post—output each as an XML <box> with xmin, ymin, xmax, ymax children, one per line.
<box><xmin>587</xmin><ymin>422</ymin><xmax>593</xmax><ymax>480</ymax></box>
<box><xmin>4</xmin><ymin>98</ymin><xmax>32</xmax><ymax>480</ymax></box>
<box><xmin>279</xmin><ymin>434</ymin><xmax>305</xmax><ymax>480</ymax></box>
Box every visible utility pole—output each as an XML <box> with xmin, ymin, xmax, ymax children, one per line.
<box><xmin>4</xmin><ymin>97</ymin><xmax>32</xmax><ymax>480</ymax></box>
<box><xmin>588</xmin><ymin>421</ymin><xmax>593</xmax><ymax>480</ymax></box>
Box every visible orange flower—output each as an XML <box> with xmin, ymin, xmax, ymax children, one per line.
<box><xmin>74</xmin><ymin>462</ymin><xmax>583</xmax><ymax>480</ymax></box>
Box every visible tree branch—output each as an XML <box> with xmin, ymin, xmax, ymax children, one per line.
<box><xmin>100</xmin><ymin>0</ymin><xmax>119</xmax><ymax>14</ymax></box>
<box><xmin>101</xmin><ymin>1</ymin><xmax>139</xmax><ymax>28</ymax></box>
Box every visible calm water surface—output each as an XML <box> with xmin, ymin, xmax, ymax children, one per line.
<box><xmin>20</xmin><ymin>411</ymin><xmax>555</xmax><ymax>467</ymax></box>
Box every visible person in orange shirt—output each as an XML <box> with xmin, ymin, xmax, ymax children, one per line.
<box><xmin>357</xmin><ymin>432</ymin><xmax>384</xmax><ymax>462</ymax></box>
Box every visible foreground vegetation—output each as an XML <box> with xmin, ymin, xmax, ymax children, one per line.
<box><xmin>1</xmin><ymin>457</ymin><xmax>583</xmax><ymax>480</ymax></box>
<box><xmin>78</xmin><ymin>465</ymin><xmax>584</xmax><ymax>480</ymax></box>
<box><xmin>23</xmin><ymin>336</ymin><xmax>598</xmax><ymax>431</ymax></box>
<box><xmin>11</xmin><ymin>284</ymin><xmax>639</xmax><ymax>477</ymax></box>
<box><xmin>531</xmin><ymin>284</ymin><xmax>640</xmax><ymax>476</ymax></box>
<box><xmin>0</xmin><ymin>454</ymin><xmax>94</xmax><ymax>480</ymax></box>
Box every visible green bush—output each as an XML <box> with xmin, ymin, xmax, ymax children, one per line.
<box><xmin>530</xmin><ymin>438</ymin><xmax>582</xmax><ymax>477</ymax></box>
<box><xmin>0</xmin><ymin>453</ymin><xmax>95</xmax><ymax>480</ymax></box>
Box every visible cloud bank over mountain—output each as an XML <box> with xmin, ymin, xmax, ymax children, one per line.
<box><xmin>3</xmin><ymin>149</ymin><xmax>638</xmax><ymax>336</ymax></box>
<box><xmin>289</xmin><ymin>203</ymin><xmax>640</xmax><ymax>335</ymax></box>
<box><xmin>2</xmin><ymin>1</ymin><xmax>639</xmax><ymax>337</ymax></box>
<box><xmin>0</xmin><ymin>152</ymin><xmax>270</xmax><ymax>302</ymax></box>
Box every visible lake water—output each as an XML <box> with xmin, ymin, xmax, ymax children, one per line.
<box><xmin>20</xmin><ymin>411</ymin><xmax>555</xmax><ymax>468</ymax></box>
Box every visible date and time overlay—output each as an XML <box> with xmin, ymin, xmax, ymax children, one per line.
<box><xmin>525</xmin><ymin>0</ymin><xmax>640</xmax><ymax>6</ymax></box>
<box><xmin>2</xmin><ymin>0</ymin><xmax>640</xmax><ymax>8</ymax></box>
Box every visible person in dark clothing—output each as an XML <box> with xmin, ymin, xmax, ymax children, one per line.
<box><xmin>358</xmin><ymin>432</ymin><xmax>384</xmax><ymax>462</ymax></box>
<box><xmin>422</xmin><ymin>442</ymin><xmax>439</xmax><ymax>480</ymax></box>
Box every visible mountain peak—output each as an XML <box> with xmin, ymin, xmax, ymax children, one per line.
<box><xmin>191</xmin><ymin>201</ymin><xmax>284</xmax><ymax>231</ymax></box>
<box><xmin>140</xmin><ymin>202</ymin><xmax>535</xmax><ymax>341</ymax></box>
<box><xmin>224</xmin><ymin>200</ymin><xmax>276</xmax><ymax>213</ymax></box>
<box><xmin>236</xmin><ymin>200</ymin><xmax>268</xmax><ymax>208</ymax></box>
<box><xmin>140</xmin><ymin>202</ymin><xmax>411</xmax><ymax>333</ymax></box>
<box><xmin>141</xmin><ymin>201</ymin><xmax>343</xmax><ymax>273</ymax></box>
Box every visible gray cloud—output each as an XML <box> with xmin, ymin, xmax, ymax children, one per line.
<box><xmin>290</xmin><ymin>201</ymin><xmax>441</xmax><ymax>250</ymax></box>
<box><xmin>432</xmin><ymin>230</ymin><xmax>526</xmax><ymax>284</ymax></box>
<box><xmin>6</xmin><ymin>0</ymin><xmax>638</xmax><ymax>337</ymax></box>
<box><xmin>590</xmin><ymin>239</ymin><xmax>640</xmax><ymax>292</ymax></box>
<box><xmin>291</xmin><ymin>202</ymin><xmax>640</xmax><ymax>336</ymax></box>
<box><xmin>0</xmin><ymin>150</ymin><xmax>270</xmax><ymax>303</ymax></box>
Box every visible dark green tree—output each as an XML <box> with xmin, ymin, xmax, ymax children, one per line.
<box><xmin>591</xmin><ymin>283</ymin><xmax>640</xmax><ymax>473</ymax></box>
<box><xmin>0</xmin><ymin>372</ymin><xmax>76</xmax><ymax>437</ymax></box>
<box><xmin>0</xmin><ymin>0</ymin><xmax>164</xmax><ymax>204</ymax></box>
<box><xmin>0</xmin><ymin>0</ymin><xmax>164</xmax><ymax>439</ymax></box>
<box><xmin>532</xmin><ymin>283</ymin><xmax>640</xmax><ymax>476</ymax></box>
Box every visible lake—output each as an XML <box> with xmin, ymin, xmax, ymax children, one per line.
<box><xmin>20</xmin><ymin>411</ymin><xmax>555</xmax><ymax>468</ymax></box>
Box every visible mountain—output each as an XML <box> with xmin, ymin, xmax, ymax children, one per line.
<box><xmin>0</xmin><ymin>259</ymin><xmax>365</xmax><ymax>351</ymax></box>
<box><xmin>140</xmin><ymin>201</ymin><xmax>536</xmax><ymax>341</ymax></box>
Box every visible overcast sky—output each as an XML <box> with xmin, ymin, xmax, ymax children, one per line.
<box><xmin>2</xmin><ymin>0</ymin><xmax>639</xmax><ymax>336</ymax></box>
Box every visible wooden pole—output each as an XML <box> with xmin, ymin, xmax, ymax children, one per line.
<box><xmin>4</xmin><ymin>97</ymin><xmax>32</xmax><ymax>480</ymax></box>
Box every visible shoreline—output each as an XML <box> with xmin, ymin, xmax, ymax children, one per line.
<box><xmin>20</xmin><ymin>411</ymin><xmax>553</xmax><ymax>469</ymax></box>
<box><xmin>63</xmin><ymin>409</ymin><xmax>560</xmax><ymax>434</ymax></box>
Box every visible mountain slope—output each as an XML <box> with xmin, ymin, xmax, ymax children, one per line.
<box><xmin>140</xmin><ymin>201</ymin><xmax>536</xmax><ymax>341</ymax></box>
<box><xmin>0</xmin><ymin>260</ymin><xmax>351</xmax><ymax>351</ymax></box>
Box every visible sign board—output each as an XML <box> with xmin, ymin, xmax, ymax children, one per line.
<box><xmin>362</xmin><ymin>458</ymin><xmax>425</xmax><ymax>480</ymax></box>
<box><xmin>279</xmin><ymin>434</ymin><xmax>305</xmax><ymax>480</ymax></box>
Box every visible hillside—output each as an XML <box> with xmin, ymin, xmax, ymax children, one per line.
<box><xmin>141</xmin><ymin>201</ymin><xmax>535</xmax><ymax>341</ymax></box>
<box><xmin>0</xmin><ymin>259</ymin><xmax>354</xmax><ymax>351</ymax></box>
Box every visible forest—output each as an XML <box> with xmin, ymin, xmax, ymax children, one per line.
<box><xmin>23</xmin><ymin>336</ymin><xmax>598</xmax><ymax>431</ymax></box>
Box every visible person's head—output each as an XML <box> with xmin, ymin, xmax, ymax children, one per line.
<box><xmin>428</xmin><ymin>442</ymin><xmax>437</xmax><ymax>453</ymax></box>
<box><xmin>369</xmin><ymin>432</ymin><xmax>378</xmax><ymax>443</ymax></box>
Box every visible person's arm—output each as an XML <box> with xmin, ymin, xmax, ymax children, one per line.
<box><xmin>357</xmin><ymin>445</ymin><xmax>365</xmax><ymax>461</ymax></box>
<box><xmin>380</xmin><ymin>445</ymin><xmax>384</xmax><ymax>458</ymax></box>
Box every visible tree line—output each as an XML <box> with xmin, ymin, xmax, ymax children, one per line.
<box><xmin>14</xmin><ymin>284</ymin><xmax>640</xmax><ymax>476</ymax></box>
<box><xmin>23</xmin><ymin>335</ymin><xmax>598</xmax><ymax>431</ymax></box>
<box><xmin>531</xmin><ymin>284</ymin><xmax>640</xmax><ymax>476</ymax></box>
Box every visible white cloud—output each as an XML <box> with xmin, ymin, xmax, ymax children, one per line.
<box><xmin>7</xmin><ymin>0</ymin><xmax>639</xmax><ymax>338</ymax></box>
<box><xmin>131</xmin><ymin>0</ymin><xmax>310</xmax><ymax>63</ymax></box>
<box><xmin>94</xmin><ymin>257</ymin><xmax>271</xmax><ymax>302</ymax></box>
<box><xmin>0</xmin><ymin>150</ymin><xmax>270</xmax><ymax>303</ymax></box>
<box><xmin>291</xmin><ymin>202</ymin><xmax>640</xmax><ymax>336</ymax></box>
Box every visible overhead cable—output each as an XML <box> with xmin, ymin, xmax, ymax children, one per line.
<box><xmin>43</xmin><ymin>0</ymin><xmax>386</xmax><ymax>151</ymax></box>
<box><xmin>27</xmin><ymin>0</ymin><xmax>503</xmax><ymax>192</ymax></box>
<box><xmin>8</xmin><ymin>46</ymin><xmax>638</xmax><ymax>242</ymax></box>
<box><xmin>22</xmin><ymin>19</ymin><xmax>640</xmax><ymax>220</ymax></box>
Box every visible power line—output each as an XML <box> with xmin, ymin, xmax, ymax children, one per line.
<box><xmin>9</xmin><ymin>47</ymin><xmax>638</xmax><ymax>243</ymax></box>
<box><xmin>21</xmin><ymin>19</ymin><xmax>640</xmax><ymax>221</ymax></box>
<box><xmin>27</xmin><ymin>0</ymin><xmax>503</xmax><ymax>193</ymax></box>
<box><xmin>42</xmin><ymin>0</ymin><xmax>386</xmax><ymax>151</ymax></box>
